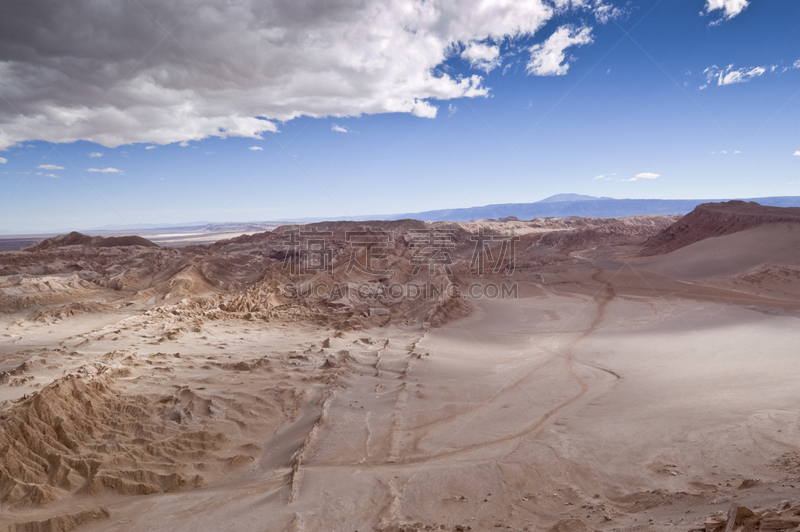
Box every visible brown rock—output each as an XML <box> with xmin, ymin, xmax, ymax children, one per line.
<box><xmin>547</xmin><ymin>518</ymin><xmax>594</xmax><ymax>532</ymax></box>
<box><xmin>705</xmin><ymin>515</ymin><xmax>727</xmax><ymax>532</ymax></box>
<box><xmin>760</xmin><ymin>516</ymin><xmax>800</xmax><ymax>530</ymax></box>
<box><xmin>738</xmin><ymin>479</ymin><xmax>762</xmax><ymax>490</ymax></box>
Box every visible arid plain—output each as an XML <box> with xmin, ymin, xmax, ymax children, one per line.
<box><xmin>2</xmin><ymin>201</ymin><xmax>800</xmax><ymax>532</ymax></box>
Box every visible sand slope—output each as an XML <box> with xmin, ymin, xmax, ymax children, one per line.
<box><xmin>639</xmin><ymin>222</ymin><xmax>800</xmax><ymax>281</ymax></box>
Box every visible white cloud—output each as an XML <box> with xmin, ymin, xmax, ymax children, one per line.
<box><xmin>0</xmin><ymin>0</ymin><xmax>617</xmax><ymax>150</ymax></box>
<box><xmin>622</xmin><ymin>172</ymin><xmax>659</xmax><ymax>182</ymax></box>
<box><xmin>703</xmin><ymin>64</ymin><xmax>768</xmax><ymax>86</ymax></box>
<box><xmin>46</xmin><ymin>173</ymin><xmax>60</xmax><ymax>179</ymax></box>
<box><xmin>704</xmin><ymin>0</ymin><xmax>749</xmax><ymax>24</ymax></box>
<box><xmin>38</xmin><ymin>164</ymin><xmax>64</xmax><ymax>170</ymax></box>
<box><xmin>145</xmin><ymin>145</ymin><xmax>156</xmax><ymax>150</ymax></box>
<box><xmin>593</xmin><ymin>174</ymin><xmax>605</xmax><ymax>179</ymax></box>
<box><xmin>88</xmin><ymin>152</ymin><xmax>103</xmax><ymax>157</ymax></box>
<box><xmin>527</xmin><ymin>25</ymin><xmax>593</xmax><ymax>76</ymax></box>
<box><xmin>248</xmin><ymin>146</ymin><xmax>263</xmax><ymax>151</ymax></box>
<box><xmin>0</xmin><ymin>157</ymin><xmax>7</xmax><ymax>164</ymax></box>
<box><xmin>551</xmin><ymin>0</ymin><xmax>625</xmax><ymax>23</ymax></box>
<box><xmin>86</xmin><ymin>167</ymin><xmax>123</xmax><ymax>173</ymax></box>
<box><xmin>593</xmin><ymin>3</ymin><xmax>626</xmax><ymax>24</ymax></box>
<box><xmin>331</xmin><ymin>124</ymin><xmax>349</xmax><ymax>133</ymax></box>
<box><xmin>411</xmin><ymin>99</ymin><xmax>438</xmax><ymax>118</ymax></box>
<box><xmin>447</xmin><ymin>104</ymin><xmax>457</xmax><ymax>116</ymax></box>
<box><xmin>794</xmin><ymin>151</ymin><xmax>800</xmax><ymax>156</ymax></box>
<box><xmin>461</xmin><ymin>42</ymin><xmax>502</xmax><ymax>72</ymax></box>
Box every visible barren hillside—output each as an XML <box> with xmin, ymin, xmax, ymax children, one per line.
<box><xmin>641</xmin><ymin>201</ymin><xmax>800</xmax><ymax>256</ymax></box>
<box><xmin>1</xmin><ymin>206</ymin><xmax>800</xmax><ymax>532</ymax></box>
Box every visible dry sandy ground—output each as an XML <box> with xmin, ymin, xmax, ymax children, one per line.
<box><xmin>2</xmin><ymin>216</ymin><xmax>800</xmax><ymax>531</ymax></box>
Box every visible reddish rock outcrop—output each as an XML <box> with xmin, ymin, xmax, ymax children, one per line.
<box><xmin>641</xmin><ymin>201</ymin><xmax>800</xmax><ymax>256</ymax></box>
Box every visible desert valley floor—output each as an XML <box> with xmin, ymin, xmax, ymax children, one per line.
<box><xmin>2</xmin><ymin>202</ymin><xmax>800</xmax><ymax>532</ymax></box>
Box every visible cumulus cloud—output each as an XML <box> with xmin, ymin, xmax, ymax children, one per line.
<box><xmin>704</xmin><ymin>0</ymin><xmax>749</xmax><ymax>25</ymax></box>
<box><xmin>331</xmin><ymin>124</ymin><xmax>349</xmax><ymax>133</ymax></box>
<box><xmin>88</xmin><ymin>152</ymin><xmax>103</xmax><ymax>158</ymax></box>
<box><xmin>0</xmin><ymin>0</ymin><xmax>618</xmax><ymax>150</ymax></box>
<box><xmin>0</xmin><ymin>157</ymin><xmax>7</xmax><ymax>164</ymax></box>
<box><xmin>86</xmin><ymin>167</ymin><xmax>123</xmax><ymax>174</ymax></box>
<box><xmin>527</xmin><ymin>25</ymin><xmax>593</xmax><ymax>76</ymax></box>
<box><xmin>593</xmin><ymin>174</ymin><xmax>605</xmax><ymax>179</ymax></box>
<box><xmin>448</xmin><ymin>104</ymin><xmax>458</xmax><ymax>116</ymax></box>
<box><xmin>145</xmin><ymin>145</ymin><xmax>157</xmax><ymax>150</ymax></box>
<box><xmin>794</xmin><ymin>151</ymin><xmax>800</xmax><ymax>156</ymax></box>
<box><xmin>461</xmin><ymin>42</ymin><xmax>502</xmax><ymax>72</ymax></box>
<box><xmin>704</xmin><ymin>64</ymin><xmax>767</xmax><ymax>86</ymax></box>
<box><xmin>46</xmin><ymin>173</ymin><xmax>60</xmax><ymax>179</ymax></box>
<box><xmin>248</xmin><ymin>146</ymin><xmax>263</xmax><ymax>151</ymax></box>
<box><xmin>38</xmin><ymin>164</ymin><xmax>64</xmax><ymax>170</ymax></box>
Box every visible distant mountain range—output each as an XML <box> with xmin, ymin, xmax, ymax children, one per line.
<box><xmin>97</xmin><ymin>194</ymin><xmax>800</xmax><ymax>229</ymax></box>
<box><xmin>7</xmin><ymin>195</ymin><xmax>800</xmax><ymax>240</ymax></box>
<box><xmin>296</xmin><ymin>194</ymin><xmax>800</xmax><ymax>223</ymax></box>
<box><xmin>534</xmin><ymin>193</ymin><xmax>615</xmax><ymax>203</ymax></box>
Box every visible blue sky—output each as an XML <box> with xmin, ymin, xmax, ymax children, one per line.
<box><xmin>0</xmin><ymin>0</ymin><xmax>799</xmax><ymax>233</ymax></box>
